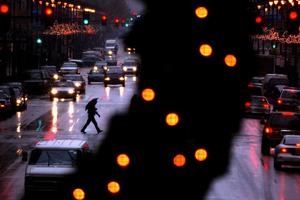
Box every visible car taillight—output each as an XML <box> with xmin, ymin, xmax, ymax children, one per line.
<box><xmin>280</xmin><ymin>148</ymin><xmax>288</xmax><ymax>153</ymax></box>
<box><xmin>263</xmin><ymin>104</ymin><xmax>270</xmax><ymax>109</ymax></box>
<box><xmin>265</xmin><ymin>127</ymin><xmax>273</xmax><ymax>135</ymax></box>
<box><xmin>245</xmin><ymin>102</ymin><xmax>251</xmax><ymax>107</ymax></box>
<box><xmin>277</xmin><ymin>99</ymin><xmax>282</xmax><ymax>104</ymax></box>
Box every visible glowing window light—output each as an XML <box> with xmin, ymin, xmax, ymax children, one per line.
<box><xmin>107</xmin><ymin>181</ymin><xmax>120</xmax><ymax>194</ymax></box>
<box><xmin>173</xmin><ymin>154</ymin><xmax>186</xmax><ymax>167</ymax></box>
<box><xmin>195</xmin><ymin>7</ymin><xmax>208</xmax><ymax>19</ymax></box>
<box><xmin>224</xmin><ymin>54</ymin><xmax>237</xmax><ymax>67</ymax></box>
<box><xmin>142</xmin><ymin>88</ymin><xmax>155</xmax><ymax>101</ymax></box>
<box><xmin>199</xmin><ymin>44</ymin><xmax>213</xmax><ymax>57</ymax></box>
<box><xmin>166</xmin><ymin>113</ymin><xmax>179</xmax><ymax>126</ymax></box>
<box><xmin>72</xmin><ymin>188</ymin><xmax>85</xmax><ymax>200</ymax></box>
<box><xmin>195</xmin><ymin>148</ymin><xmax>208</xmax><ymax>161</ymax></box>
<box><xmin>117</xmin><ymin>154</ymin><xmax>130</xmax><ymax>168</ymax></box>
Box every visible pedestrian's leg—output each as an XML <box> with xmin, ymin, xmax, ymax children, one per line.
<box><xmin>81</xmin><ymin>117</ymin><xmax>92</xmax><ymax>133</ymax></box>
<box><xmin>91</xmin><ymin>117</ymin><xmax>102</xmax><ymax>133</ymax></box>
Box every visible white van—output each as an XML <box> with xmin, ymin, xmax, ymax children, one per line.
<box><xmin>23</xmin><ymin>139</ymin><xmax>89</xmax><ymax>194</ymax></box>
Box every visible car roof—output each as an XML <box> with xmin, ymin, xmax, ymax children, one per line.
<box><xmin>283</xmin><ymin>135</ymin><xmax>300</xmax><ymax>139</ymax></box>
<box><xmin>35</xmin><ymin>139</ymin><xmax>87</xmax><ymax>149</ymax></box>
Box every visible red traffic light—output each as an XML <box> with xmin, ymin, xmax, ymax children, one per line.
<box><xmin>289</xmin><ymin>11</ymin><xmax>298</xmax><ymax>21</ymax></box>
<box><xmin>0</xmin><ymin>3</ymin><xmax>9</xmax><ymax>14</ymax></box>
<box><xmin>101</xmin><ymin>15</ymin><xmax>107</xmax><ymax>21</ymax></box>
<box><xmin>255</xmin><ymin>16</ymin><xmax>263</xmax><ymax>24</ymax></box>
<box><xmin>44</xmin><ymin>7</ymin><xmax>53</xmax><ymax>16</ymax></box>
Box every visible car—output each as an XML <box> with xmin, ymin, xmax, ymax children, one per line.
<box><xmin>49</xmin><ymin>80</ymin><xmax>77</xmax><ymax>101</ymax></box>
<box><xmin>273</xmin><ymin>135</ymin><xmax>300</xmax><ymax>170</ymax></box>
<box><xmin>0</xmin><ymin>85</ymin><xmax>17</xmax><ymax>110</ymax></box>
<box><xmin>23</xmin><ymin>139</ymin><xmax>90</xmax><ymax>195</ymax></box>
<box><xmin>103</xmin><ymin>66</ymin><xmax>125</xmax><ymax>87</ymax></box>
<box><xmin>261</xmin><ymin>111</ymin><xmax>300</xmax><ymax>155</ymax></box>
<box><xmin>248</xmin><ymin>76</ymin><xmax>264</xmax><ymax>87</ymax></box>
<box><xmin>82</xmin><ymin>55</ymin><xmax>100</xmax><ymax>67</ymax></box>
<box><xmin>62</xmin><ymin>74</ymin><xmax>86</xmax><ymax>94</ymax></box>
<box><xmin>244</xmin><ymin>96</ymin><xmax>271</xmax><ymax>117</ymax></box>
<box><xmin>87</xmin><ymin>66</ymin><xmax>105</xmax><ymax>84</ymax></box>
<box><xmin>59</xmin><ymin>62</ymin><xmax>80</xmax><ymax>75</ymax></box>
<box><xmin>68</xmin><ymin>58</ymin><xmax>84</xmax><ymax>68</ymax></box>
<box><xmin>275</xmin><ymin>88</ymin><xmax>300</xmax><ymax>111</ymax></box>
<box><xmin>6</xmin><ymin>82</ymin><xmax>28</xmax><ymax>105</ymax></box>
<box><xmin>22</xmin><ymin>69</ymin><xmax>50</xmax><ymax>94</ymax></box>
<box><xmin>104</xmin><ymin>39</ymin><xmax>119</xmax><ymax>54</ymax></box>
<box><xmin>246</xmin><ymin>84</ymin><xmax>263</xmax><ymax>97</ymax></box>
<box><xmin>40</xmin><ymin>65</ymin><xmax>59</xmax><ymax>82</ymax></box>
<box><xmin>0</xmin><ymin>91</ymin><xmax>13</xmax><ymax>115</ymax></box>
<box><xmin>122</xmin><ymin>58</ymin><xmax>139</xmax><ymax>75</ymax></box>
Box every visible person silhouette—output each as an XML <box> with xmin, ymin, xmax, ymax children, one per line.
<box><xmin>81</xmin><ymin>98</ymin><xmax>103</xmax><ymax>134</ymax></box>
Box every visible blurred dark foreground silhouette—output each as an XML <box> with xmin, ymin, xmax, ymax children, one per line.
<box><xmin>24</xmin><ymin>0</ymin><xmax>257</xmax><ymax>199</ymax></box>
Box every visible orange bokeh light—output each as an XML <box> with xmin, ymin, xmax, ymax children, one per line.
<box><xmin>199</xmin><ymin>44</ymin><xmax>213</xmax><ymax>57</ymax></box>
<box><xmin>166</xmin><ymin>113</ymin><xmax>179</xmax><ymax>126</ymax></box>
<box><xmin>142</xmin><ymin>88</ymin><xmax>155</xmax><ymax>101</ymax></box>
<box><xmin>173</xmin><ymin>154</ymin><xmax>186</xmax><ymax>167</ymax></box>
<box><xmin>72</xmin><ymin>188</ymin><xmax>85</xmax><ymax>200</ymax></box>
<box><xmin>224</xmin><ymin>54</ymin><xmax>237</xmax><ymax>67</ymax></box>
<box><xmin>195</xmin><ymin>148</ymin><xmax>208</xmax><ymax>161</ymax></box>
<box><xmin>107</xmin><ymin>181</ymin><xmax>120</xmax><ymax>194</ymax></box>
<box><xmin>0</xmin><ymin>4</ymin><xmax>9</xmax><ymax>14</ymax></box>
<box><xmin>195</xmin><ymin>7</ymin><xmax>208</xmax><ymax>19</ymax></box>
<box><xmin>117</xmin><ymin>154</ymin><xmax>130</xmax><ymax>168</ymax></box>
<box><xmin>289</xmin><ymin>11</ymin><xmax>298</xmax><ymax>20</ymax></box>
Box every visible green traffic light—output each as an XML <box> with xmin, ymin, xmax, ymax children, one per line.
<box><xmin>83</xmin><ymin>19</ymin><xmax>89</xmax><ymax>25</ymax></box>
<box><xmin>36</xmin><ymin>38</ymin><xmax>42</xmax><ymax>44</ymax></box>
<box><xmin>272</xmin><ymin>43</ymin><xmax>276</xmax><ymax>49</ymax></box>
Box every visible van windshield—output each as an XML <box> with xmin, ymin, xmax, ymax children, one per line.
<box><xmin>29</xmin><ymin>149</ymin><xmax>80</xmax><ymax>166</ymax></box>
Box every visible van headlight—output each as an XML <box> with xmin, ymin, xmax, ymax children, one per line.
<box><xmin>123</xmin><ymin>67</ymin><xmax>127</xmax><ymax>71</ymax></box>
<box><xmin>74</xmin><ymin>82</ymin><xmax>81</xmax><ymax>87</ymax></box>
<box><xmin>51</xmin><ymin>89</ymin><xmax>58</xmax><ymax>94</ymax></box>
<box><xmin>68</xmin><ymin>89</ymin><xmax>75</xmax><ymax>94</ymax></box>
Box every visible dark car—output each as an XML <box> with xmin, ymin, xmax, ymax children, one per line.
<box><xmin>49</xmin><ymin>80</ymin><xmax>77</xmax><ymax>101</ymax></box>
<box><xmin>244</xmin><ymin>96</ymin><xmax>271</xmax><ymax>117</ymax></box>
<box><xmin>7</xmin><ymin>82</ymin><xmax>28</xmax><ymax>103</ymax></box>
<box><xmin>104</xmin><ymin>66</ymin><xmax>125</xmax><ymax>87</ymax></box>
<box><xmin>23</xmin><ymin>69</ymin><xmax>50</xmax><ymax>94</ymax></box>
<box><xmin>87</xmin><ymin>66</ymin><xmax>105</xmax><ymax>84</ymax></box>
<box><xmin>0</xmin><ymin>85</ymin><xmax>17</xmax><ymax>109</ymax></box>
<box><xmin>273</xmin><ymin>135</ymin><xmax>300</xmax><ymax>170</ymax></box>
<box><xmin>82</xmin><ymin>56</ymin><xmax>100</xmax><ymax>67</ymax></box>
<box><xmin>275</xmin><ymin>88</ymin><xmax>300</xmax><ymax>111</ymax></box>
<box><xmin>0</xmin><ymin>91</ymin><xmax>13</xmax><ymax>115</ymax></box>
<box><xmin>62</xmin><ymin>74</ymin><xmax>86</xmax><ymax>94</ymax></box>
<box><xmin>261</xmin><ymin>111</ymin><xmax>300</xmax><ymax>155</ymax></box>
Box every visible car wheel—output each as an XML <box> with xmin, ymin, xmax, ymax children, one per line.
<box><xmin>274</xmin><ymin>160</ymin><xmax>282</xmax><ymax>170</ymax></box>
<box><xmin>261</xmin><ymin>136</ymin><xmax>270</xmax><ymax>155</ymax></box>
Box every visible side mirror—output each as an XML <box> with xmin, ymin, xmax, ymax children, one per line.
<box><xmin>22</xmin><ymin>151</ymin><xmax>28</xmax><ymax>162</ymax></box>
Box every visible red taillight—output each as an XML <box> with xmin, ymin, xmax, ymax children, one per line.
<box><xmin>277</xmin><ymin>99</ymin><xmax>282</xmax><ymax>104</ymax></box>
<box><xmin>248</xmin><ymin>83</ymin><xmax>254</xmax><ymax>87</ymax></box>
<box><xmin>280</xmin><ymin>148</ymin><xmax>288</xmax><ymax>153</ymax></box>
<box><xmin>263</xmin><ymin>104</ymin><xmax>270</xmax><ymax>109</ymax></box>
<box><xmin>282</xmin><ymin>112</ymin><xmax>295</xmax><ymax>116</ymax></box>
<box><xmin>245</xmin><ymin>102</ymin><xmax>251</xmax><ymax>107</ymax></box>
<box><xmin>265</xmin><ymin>127</ymin><xmax>273</xmax><ymax>134</ymax></box>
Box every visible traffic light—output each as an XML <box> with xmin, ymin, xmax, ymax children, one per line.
<box><xmin>36</xmin><ymin>37</ymin><xmax>42</xmax><ymax>45</ymax></box>
<box><xmin>114</xmin><ymin>17</ymin><xmax>120</xmax><ymax>27</ymax></box>
<box><xmin>83</xmin><ymin>12</ymin><xmax>90</xmax><ymax>25</ymax></box>
<box><xmin>253</xmin><ymin>15</ymin><xmax>264</xmax><ymax>34</ymax></box>
<box><xmin>0</xmin><ymin>2</ymin><xmax>11</xmax><ymax>33</ymax></box>
<box><xmin>42</xmin><ymin>7</ymin><xmax>54</xmax><ymax>28</ymax></box>
<box><xmin>101</xmin><ymin>15</ymin><xmax>107</xmax><ymax>26</ymax></box>
<box><xmin>287</xmin><ymin>9</ymin><xmax>299</xmax><ymax>35</ymax></box>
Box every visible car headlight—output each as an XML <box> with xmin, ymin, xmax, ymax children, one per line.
<box><xmin>53</xmin><ymin>74</ymin><xmax>59</xmax><ymax>80</ymax></box>
<box><xmin>104</xmin><ymin>66</ymin><xmax>108</xmax><ymax>70</ymax></box>
<box><xmin>108</xmin><ymin>50</ymin><xmax>113</xmax><ymax>55</ymax></box>
<box><xmin>51</xmin><ymin>89</ymin><xmax>58</xmax><ymax>94</ymax></box>
<box><xmin>68</xmin><ymin>89</ymin><xmax>75</xmax><ymax>94</ymax></box>
<box><xmin>119</xmin><ymin>77</ymin><xmax>125</xmax><ymax>81</ymax></box>
<box><xmin>74</xmin><ymin>82</ymin><xmax>81</xmax><ymax>87</ymax></box>
<box><xmin>123</xmin><ymin>67</ymin><xmax>127</xmax><ymax>71</ymax></box>
<box><xmin>16</xmin><ymin>99</ymin><xmax>22</xmax><ymax>104</ymax></box>
<box><xmin>105</xmin><ymin>77</ymin><xmax>110</xmax><ymax>81</ymax></box>
<box><xmin>133</xmin><ymin>67</ymin><xmax>137</xmax><ymax>71</ymax></box>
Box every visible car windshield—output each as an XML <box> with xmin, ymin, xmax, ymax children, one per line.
<box><xmin>269</xmin><ymin>114</ymin><xmax>300</xmax><ymax>129</ymax></box>
<box><xmin>281</xmin><ymin>90</ymin><xmax>300</xmax><ymax>99</ymax></box>
<box><xmin>90</xmin><ymin>68</ymin><xmax>103</xmax><ymax>74</ymax></box>
<box><xmin>64</xmin><ymin>75</ymin><xmax>82</xmax><ymax>81</ymax></box>
<box><xmin>29</xmin><ymin>149</ymin><xmax>80</xmax><ymax>166</ymax></box>
<box><xmin>124</xmin><ymin>61</ymin><xmax>136</xmax><ymax>66</ymax></box>
<box><xmin>251</xmin><ymin>96</ymin><xmax>267</xmax><ymax>104</ymax></box>
<box><xmin>62</xmin><ymin>62</ymin><xmax>77</xmax><ymax>68</ymax></box>
<box><xmin>107</xmin><ymin>68</ymin><xmax>122</xmax><ymax>74</ymax></box>
<box><xmin>54</xmin><ymin>81</ymin><xmax>74</xmax><ymax>87</ymax></box>
<box><xmin>284</xmin><ymin>137</ymin><xmax>300</xmax><ymax>145</ymax></box>
<box><xmin>27</xmin><ymin>72</ymin><xmax>42</xmax><ymax>80</ymax></box>
<box><xmin>247</xmin><ymin>86</ymin><xmax>263</xmax><ymax>96</ymax></box>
